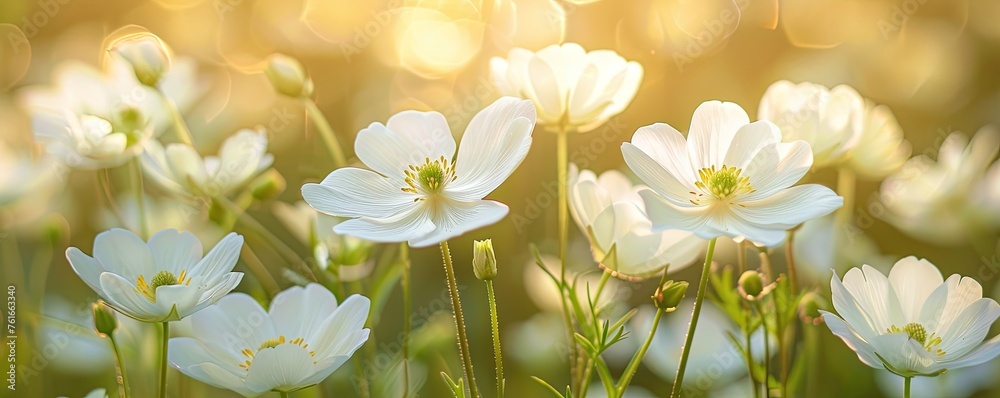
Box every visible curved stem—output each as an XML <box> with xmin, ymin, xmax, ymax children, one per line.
<box><xmin>157</xmin><ymin>90</ymin><xmax>194</xmax><ymax>146</ymax></box>
<box><xmin>159</xmin><ymin>321</ymin><xmax>169</xmax><ymax>398</ymax></box>
<box><xmin>903</xmin><ymin>376</ymin><xmax>911</xmax><ymax>398</ymax></box>
<box><xmin>303</xmin><ymin>99</ymin><xmax>347</xmax><ymax>168</ymax></box>
<box><xmin>109</xmin><ymin>336</ymin><xmax>131</xmax><ymax>398</ymax></box>
<box><xmin>616</xmin><ymin>267</ymin><xmax>670</xmax><ymax>397</ymax></box>
<box><xmin>130</xmin><ymin>159</ymin><xmax>148</xmax><ymax>240</ymax></box>
<box><xmin>440</xmin><ymin>241</ymin><xmax>479</xmax><ymax>398</ymax></box>
<box><xmin>401</xmin><ymin>242</ymin><xmax>411</xmax><ymax>398</ymax></box>
<box><xmin>670</xmin><ymin>237</ymin><xmax>718</xmax><ymax>398</ymax></box>
<box><xmin>486</xmin><ymin>280</ymin><xmax>504</xmax><ymax>398</ymax></box>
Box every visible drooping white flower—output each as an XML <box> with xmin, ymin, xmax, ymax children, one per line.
<box><xmin>757</xmin><ymin>80</ymin><xmax>865</xmax><ymax>168</ymax></box>
<box><xmin>621</xmin><ymin>100</ymin><xmax>843</xmax><ymax>247</ymax></box>
<box><xmin>490</xmin><ymin>43</ymin><xmax>642</xmax><ymax>133</ymax></box>
<box><xmin>879</xmin><ymin>127</ymin><xmax>999</xmax><ymax>245</ymax></box>
<box><xmin>822</xmin><ymin>257</ymin><xmax>1000</xmax><ymax>377</ymax></box>
<box><xmin>169</xmin><ymin>284</ymin><xmax>370</xmax><ymax>397</ymax></box>
<box><xmin>67</xmin><ymin>228</ymin><xmax>244</xmax><ymax>322</ymax></box>
<box><xmin>142</xmin><ymin>128</ymin><xmax>274</xmax><ymax>197</ymax></box>
<box><xmin>568</xmin><ymin>164</ymin><xmax>705</xmax><ymax>280</ymax></box>
<box><xmin>844</xmin><ymin>104</ymin><xmax>912</xmax><ymax>180</ymax></box>
<box><xmin>302</xmin><ymin>97</ymin><xmax>535</xmax><ymax>247</ymax></box>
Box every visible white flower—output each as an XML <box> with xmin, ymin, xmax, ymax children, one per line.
<box><xmin>568</xmin><ymin>164</ymin><xmax>705</xmax><ymax>279</ymax></box>
<box><xmin>302</xmin><ymin>97</ymin><xmax>535</xmax><ymax>247</ymax></box>
<box><xmin>621</xmin><ymin>100</ymin><xmax>843</xmax><ymax>247</ymax></box>
<box><xmin>142</xmin><ymin>129</ymin><xmax>274</xmax><ymax>197</ymax></box>
<box><xmin>490</xmin><ymin>43</ymin><xmax>642</xmax><ymax>133</ymax></box>
<box><xmin>757</xmin><ymin>80</ymin><xmax>865</xmax><ymax>168</ymax></box>
<box><xmin>169</xmin><ymin>284</ymin><xmax>370</xmax><ymax>397</ymax></box>
<box><xmin>272</xmin><ymin>201</ymin><xmax>374</xmax><ymax>280</ymax></box>
<box><xmin>879</xmin><ymin>127</ymin><xmax>999</xmax><ymax>245</ymax></box>
<box><xmin>844</xmin><ymin>104</ymin><xmax>912</xmax><ymax>180</ymax></box>
<box><xmin>823</xmin><ymin>257</ymin><xmax>1000</xmax><ymax>377</ymax></box>
<box><xmin>67</xmin><ymin>228</ymin><xmax>245</xmax><ymax>322</ymax></box>
<box><xmin>972</xmin><ymin>162</ymin><xmax>1000</xmax><ymax>228</ymax></box>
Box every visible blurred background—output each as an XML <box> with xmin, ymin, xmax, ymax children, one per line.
<box><xmin>2</xmin><ymin>0</ymin><xmax>1000</xmax><ymax>397</ymax></box>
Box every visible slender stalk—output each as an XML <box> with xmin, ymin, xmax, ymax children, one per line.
<box><xmin>157</xmin><ymin>90</ymin><xmax>194</xmax><ymax>146</ymax></box>
<box><xmin>486</xmin><ymin>280</ymin><xmax>505</xmax><ymax>398</ymax></box>
<box><xmin>835</xmin><ymin>167</ymin><xmax>856</xmax><ymax>226</ymax></box>
<box><xmin>440</xmin><ymin>241</ymin><xmax>479</xmax><ymax>398</ymax></box>
<box><xmin>214</xmin><ymin>195</ymin><xmax>317</xmax><ymax>281</ymax></box>
<box><xmin>785</xmin><ymin>229</ymin><xmax>798</xmax><ymax>294</ymax></box>
<box><xmin>109</xmin><ymin>335</ymin><xmax>131</xmax><ymax>398</ymax></box>
<box><xmin>594</xmin><ymin>358</ymin><xmax>616</xmax><ymax>397</ymax></box>
<box><xmin>400</xmin><ymin>242</ymin><xmax>411</xmax><ymax>398</ymax></box>
<box><xmin>746</xmin><ymin>310</ymin><xmax>760</xmax><ymax>398</ymax></box>
<box><xmin>303</xmin><ymin>99</ymin><xmax>347</xmax><ymax>168</ymax></box>
<box><xmin>280</xmin><ymin>392</ymin><xmax>290</xmax><ymax>398</ymax></box>
<box><xmin>554</xmin><ymin>128</ymin><xmax>579</xmax><ymax>386</ymax></box>
<box><xmin>903</xmin><ymin>376</ymin><xmax>911</xmax><ymax>398</ymax></box>
<box><xmin>593</xmin><ymin>271</ymin><xmax>612</xmax><ymax>304</ymax></box>
<box><xmin>159</xmin><ymin>322</ymin><xmax>169</xmax><ymax>398</ymax></box>
<box><xmin>354</xmin><ymin>355</ymin><xmax>370</xmax><ymax>398</ymax></box>
<box><xmin>670</xmin><ymin>237</ymin><xmax>718</xmax><ymax>398</ymax></box>
<box><xmin>130</xmin><ymin>159</ymin><xmax>148</xmax><ymax>240</ymax></box>
<box><xmin>756</xmin><ymin>302</ymin><xmax>771</xmax><ymax>398</ymax></box>
<box><xmin>578</xmin><ymin>361</ymin><xmax>594</xmax><ymax>398</ymax></box>
<box><xmin>240</xmin><ymin>245</ymin><xmax>281</xmax><ymax>298</ymax></box>
<box><xmin>615</xmin><ymin>267</ymin><xmax>670</xmax><ymax>397</ymax></box>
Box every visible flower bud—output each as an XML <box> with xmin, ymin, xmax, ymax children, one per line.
<box><xmin>653</xmin><ymin>280</ymin><xmax>688</xmax><ymax>311</ymax></box>
<box><xmin>799</xmin><ymin>291</ymin><xmax>827</xmax><ymax>326</ymax></box>
<box><xmin>109</xmin><ymin>32</ymin><xmax>171</xmax><ymax>87</ymax></box>
<box><xmin>92</xmin><ymin>301</ymin><xmax>118</xmax><ymax>337</ymax></box>
<box><xmin>250</xmin><ymin>169</ymin><xmax>286</xmax><ymax>202</ymax></box>
<box><xmin>264</xmin><ymin>53</ymin><xmax>314</xmax><ymax>98</ymax></box>
<box><xmin>472</xmin><ymin>239</ymin><xmax>497</xmax><ymax>280</ymax></box>
<box><xmin>738</xmin><ymin>270</ymin><xmax>765</xmax><ymax>300</ymax></box>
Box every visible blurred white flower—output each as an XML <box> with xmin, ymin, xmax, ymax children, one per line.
<box><xmin>67</xmin><ymin>228</ymin><xmax>244</xmax><ymax>322</ymax></box>
<box><xmin>791</xmin><ymin>214</ymin><xmax>894</xmax><ymax>282</ymax></box>
<box><xmin>823</xmin><ymin>257</ymin><xmax>1000</xmax><ymax>377</ymax></box>
<box><xmin>169</xmin><ymin>284</ymin><xmax>370</xmax><ymax>397</ymax></box>
<box><xmin>844</xmin><ymin>104</ymin><xmax>912</xmax><ymax>180</ymax></box>
<box><xmin>523</xmin><ymin>253</ymin><xmax>619</xmax><ymax>313</ymax></box>
<box><xmin>758</xmin><ymin>80</ymin><xmax>865</xmax><ymax>168</ymax></box>
<box><xmin>0</xmin><ymin>140</ymin><xmax>58</xmax><ymax>206</ymax></box>
<box><xmin>272</xmin><ymin>201</ymin><xmax>374</xmax><ymax>281</ymax></box>
<box><xmin>622</xmin><ymin>100</ymin><xmax>843</xmax><ymax>247</ymax></box>
<box><xmin>879</xmin><ymin>127</ymin><xmax>999</xmax><ymax>245</ymax></box>
<box><xmin>491</xmin><ymin>43</ymin><xmax>643</xmax><ymax>133</ymax></box>
<box><xmin>972</xmin><ymin>162</ymin><xmax>1000</xmax><ymax>228</ymax></box>
<box><xmin>568</xmin><ymin>164</ymin><xmax>705</xmax><ymax>280</ymax></box>
<box><xmin>142</xmin><ymin>129</ymin><xmax>273</xmax><ymax>198</ymax></box>
<box><xmin>107</xmin><ymin>31</ymin><xmax>172</xmax><ymax>88</ymax></box>
<box><xmin>302</xmin><ymin>97</ymin><xmax>535</xmax><ymax>247</ymax></box>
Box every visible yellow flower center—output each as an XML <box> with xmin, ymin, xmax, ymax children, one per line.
<box><xmin>135</xmin><ymin>270</ymin><xmax>190</xmax><ymax>303</ymax></box>
<box><xmin>402</xmin><ymin>156</ymin><xmax>456</xmax><ymax>197</ymax></box>
<box><xmin>238</xmin><ymin>335</ymin><xmax>317</xmax><ymax>370</ymax></box>
<box><xmin>888</xmin><ymin>323</ymin><xmax>945</xmax><ymax>357</ymax></box>
<box><xmin>690</xmin><ymin>165</ymin><xmax>755</xmax><ymax>205</ymax></box>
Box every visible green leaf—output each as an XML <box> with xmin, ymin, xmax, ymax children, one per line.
<box><xmin>530</xmin><ymin>376</ymin><xmax>567</xmax><ymax>398</ymax></box>
<box><xmin>440</xmin><ymin>372</ymin><xmax>466</xmax><ymax>398</ymax></box>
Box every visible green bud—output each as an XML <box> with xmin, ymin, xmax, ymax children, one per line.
<box><xmin>738</xmin><ymin>270</ymin><xmax>765</xmax><ymax>300</ymax></box>
<box><xmin>250</xmin><ymin>169</ymin><xmax>286</xmax><ymax>202</ymax></box>
<box><xmin>653</xmin><ymin>280</ymin><xmax>688</xmax><ymax>311</ymax></box>
<box><xmin>264</xmin><ymin>53</ymin><xmax>314</xmax><ymax>98</ymax></box>
<box><xmin>472</xmin><ymin>239</ymin><xmax>497</xmax><ymax>280</ymax></box>
<box><xmin>109</xmin><ymin>32</ymin><xmax>171</xmax><ymax>87</ymax></box>
<box><xmin>92</xmin><ymin>301</ymin><xmax>118</xmax><ymax>337</ymax></box>
<box><xmin>799</xmin><ymin>291</ymin><xmax>827</xmax><ymax>325</ymax></box>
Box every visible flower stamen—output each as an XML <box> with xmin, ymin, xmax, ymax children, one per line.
<box><xmin>887</xmin><ymin>323</ymin><xmax>946</xmax><ymax>357</ymax></box>
<box><xmin>402</xmin><ymin>156</ymin><xmax>457</xmax><ymax>199</ymax></box>
<box><xmin>691</xmin><ymin>165</ymin><xmax>755</xmax><ymax>205</ymax></box>
<box><xmin>238</xmin><ymin>335</ymin><xmax>318</xmax><ymax>370</ymax></box>
<box><xmin>135</xmin><ymin>270</ymin><xmax>190</xmax><ymax>303</ymax></box>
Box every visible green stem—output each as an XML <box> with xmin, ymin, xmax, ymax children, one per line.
<box><xmin>440</xmin><ymin>241</ymin><xmax>479</xmax><ymax>398</ymax></box>
<box><xmin>903</xmin><ymin>376</ymin><xmax>911</xmax><ymax>398</ymax></box>
<box><xmin>669</xmin><ymin>237</ymin><xmax>718</xmax><ymax>398</ymax></box>
<box><xmin>486</xmin><ymin>280</ymin><xmax>504</xmax><ymax>398</ymax></box>
<box><xmin>616</xmin><ymin>268</ymin><xmax>670</xmax><ymax>397</ymax></box>
<box><xmin>401</xmin><ymin>242</ymin><xmax>411</xmax><ymax>398</ymax></box>
<box><xmin>109</xmin><ymin>336</ymin><xmax>131</xmax><ymax>398</ymax></box>
<box><xmin>159</xmin><ymin>322</ymin><xmax>169</xmax><ymax>398</ymax></box>
<box><xmin>594</xmin><ymin>358</ymin><xmax>616</xmax><ymax>397</ymax></box>
<box><xmin>785</xmin><ymin>230</ymin><xmax>798</xmax><ymax>295</ymax></box>
<box><xmin>555</xmin><ymin>128</ymin><xmax>579</xmax><ymax>386</ymax></box>
<box><xmin>303</xmin><ymin>99</ymin><xmax>347</xmax><ymax>168</ymax></box>
<box><xmin>747</xmin><ymin>310</ymin><xmax>760</xmax><ymax>398</ymax></box>
<box><xmin>130</xmin><ymin>159</ymin><xmax>148</xmax><ymax>240</ymax></box>
<box><xmin>280</xmin><ymin>392</ymin><xmax>289</xmax><ymax>398</ymax></box>
<box><xmin>594</xmin><ymin>271</ymin><xmax>612</xmax><ymax>305</ymax></box>
<box><xmin>835</xmin><ymin>167</ymin><xmax>856</xmax><ymax>227</ymax></box>
<box><xmin>578</xmin><ymin>361</ymin><xmax>594</xmax><ymax>398</ymax></box>
<box><xmin>756</xmin><ymin>302</ymin><xmax>771</xmax><ymax>398</ymax></box>
<box><xmin>157</xmin><ymin>90</ymin><xmax>194</xmax><ymax>146</ymax></box>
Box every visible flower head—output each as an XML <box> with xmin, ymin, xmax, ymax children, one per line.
<box><xmin>142</xmin><ymin>128</ymin><xmax>274</xmax><ymax>198</ymax></box>
<box><xmin>67</xmin><ymin>229</ymin><xmax>244</xmax><ymax>322</ymax></box>
<box><xmin>107</xmin><ymin>32</ymin><xmax>172</xmax><ymax>88</ymax></box>
<box><xmin>568</xmin><ymin>165</ymin><xmax>704</xmax><ymax>279</ymax></box>
<box><xmin>844</xmin><ymin>104</ymin><xmax>912</xmax><ymax>180</ymax></box>
<box><xmin>621</xmin><ymin>100</ymin><xmax>843</xmax><ymax>247</ymax></box>
<box><xmin>757</xmin><ymin>80</ymin><xmax>865</xmax><ymax>168</ymax></box>
<box><xmin>264</xmin><ymin>53</ymin><xmax>314</xmax><ymax>98</ymax></box>
<box><xmin>823</xmin><ymin>257</ymin><xmax>1000</xmax><ymax>377</ymax></box>
<box><xmin>490</xmin><ymin>43</ymin><xmax>642</xmax><ymax>133</ymax></box>
<box><xmin>169</xmin><ymin>284</ymin><xmax>370</xmax><ymax>397</ymax></box>
<box><xmin>302</xmin><ymin>97</ymin><xmax>535</xmax><ymax>247</ymax></box>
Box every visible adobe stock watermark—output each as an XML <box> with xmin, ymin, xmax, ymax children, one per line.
<box><xmin>5</xmin><ymin>285</ymin><xmax>14</xmax><ymax>392</ymax></box>
<box><xmin>339</xmin><ymin>0</ymin><xmax>403</xmax><ymax>62</ymax></box>
<box><xmin>673</xmin><ymin>0</ymin><xmax>749</xmax><ymax>72</ymax></box>
<box><xmin>5</xmin><ymin>0</ymin><xmax>73</xmax><ymax>55</ymax></box>
<box><xmin>877</xmin><ymin>0</ymin><xmax>930</xmax><ymax>39</ymax></box>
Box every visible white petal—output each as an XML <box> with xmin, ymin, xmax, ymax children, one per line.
<box><xmin>93</xmin><ymin>228</ymin><xmax>155</xmax><ymax>282</ymax></box>
<box><xmin>244</xmin><ymin>344</ymin><xmax>316</xmax><ymax>393</ymax></box>
<box><xmin>333</xmin><ymin>205</ymin><xmax>435</xmax><ymax>244</ymax></box>
<box><xmin>937</xmin><ymin>299</ymin><xmax>1000</xmax><ymax>361</ymax></box>
<box><xmin>408</xmin><ymin>199</ymin><xmax>509</xmax><ymax>247</ymax></box>
<box><xmin>940</xmin><ymin>334</ymin><xmax>1000</xmax><ymax>370</ymax></box>
<box><xmin>841</xmin><ymin>265</ymin><xmax>904</xmax><ymax>334</ymax></box>
<box><xmin>527</xmin><ymin>55</ymin><xmax>565</xmax><ymax>122</ymax></box>
<box><xmin>385</xmin><ymin>111</ymin><xmax>456</xmax><ymax>163</ymax></box>
<box><xmin>172</xmin><ymin>358</ymin><xmax>257</xmax><ymax>397</ymax></box>
<box><xmin>67</xmin><ymin>247</ymin><xmax>105</xmax><ymax>294</ymax></box>
<box><xmin>216</xmin><ymin>129</ymin><xmax>270</xmax><ymax>188</ymax></box>
<box><xmin>733</xmin><ymin>184</ymin><xmax>843</xmax><ymax>230</ymax></box>
<box><xmin>191</xmin><ymin>293</ymin><xmax>275</xmax><ymax>354</ymax></box>
<box><xmin>303</xmin><ymin>168</ymin><xmax>416</xmax><ymax>219</ymax></box>
<box><xmin>887</xmin><ymin>257</ymin><xmax>943</xmax><ymax>323</ymax></box>
<box><xmin>621</xmin><ymin>142</ymin><xmax>694</xmax><ymax>207</ymax></box>
<box><xmin>308</xmin><ymin>294</ymin><xmax>371</xmax><ymax>359</ymax></box>
<box><xmin>569</xmin><ymin>179</ymin><xmax>612</xmax><ymax>229</ymax></box>
<box><xmin>935</xmin><ymin>274</ymin><xmax>984</xmax><ymax>335</ymax></box>
<box><xmin>722</xmin><ymin>121</ymin><xmax>781</xmax><ymax>170</ymax></box>
<box><xmin>742</xmin><ymin>141</ymin><xmax>813</xmax><ymax>200</ymax></box>
<box><xmin>821</xmin><ymin>311</ymin><xmax>883</xmax><ymax>368</ymax></box>
<box><xmin>165</xmin><ymin>144</ymin><xmax>208</xmax><ymax>191</ymax></box>
<box><xmin>638</xmin><ymin>190</ymin><xmax>723</xmax><ymax>239</ymax></box>
<box><xmin>449</xmin><ymin>97</ymin><xmax>535</xmax><ymax>200</ymax></box>
<box><xmin>353</xmin><ymin>122</ymin><xmax>429</xmax><ymax>182</ymax></box>
<box><xmin>868</xmin><ymin>333</ymin><xmax>940</xmax><ymax>375</ymax></box>
<box><xmin>190</xmin><ymin>233</ymin><xmax>243</xmax><ymax>280</ymax></box>
<box><xmin>99</xmin><ymin>272</ymin><xmax>161</xmax><ymax>321</ymax></box>
<box><xmin>686</xmin><ymin>101</ymin><xmax>750</xmax><ymax>170</ymax></box>
<box><xmin>155</xmin><ymin>284</ymin><xmax>203</xmax><ymax>319</ymax></box>
<box><xmin>627</xmin><ymin>122</ymin><xmax>697</xmax><ymax>189</ymax></box>
<box><xmin>92</xmin><ymin>133</ymin><xmax>127</xmax><ymax>158</ymax></box>
<box><xmin>188</xmin><ymin>273</ymin><xmax>244</xmax><ymax>316</ymax></box>
<box><xmin>830</xmin><ymin>271</ymin><xmax>881</xmax><ymax>342</ymax></box>
<box><xmin>147</xmin><ymin>229</ymin><xmax>202</xmax><ymax>276</ymax></box>
<box><xmin>269</xmin><ymin>283</ymin><xmax>340</xmax><ymax>339</ymax></box>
